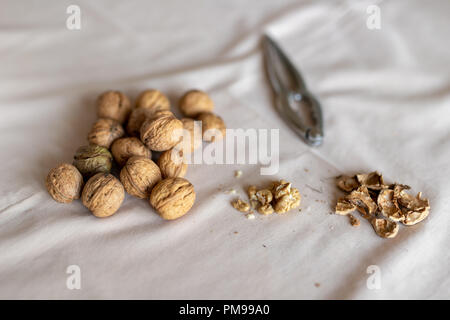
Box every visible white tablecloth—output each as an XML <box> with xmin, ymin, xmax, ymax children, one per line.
<box><xmin>0</xmin><ymin>0</ymin><xmax>449</xmax><ymax>299</ymax></box>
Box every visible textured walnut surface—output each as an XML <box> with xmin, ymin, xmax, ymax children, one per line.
<box><xmin>158</xmin><ymin>149</ymin><xmax>187</xmax><ymax>178</ymax></box>
<box><xmin>111</xmin><ymin>137</ymin><xmax>151</xmax><ymax>167</ymax></box>
<box><xmin>196</xmin><ymin>112</ymin><xmax>226</xmax><ymax>142</ymax></box>
<box><xmin>140</xmin><ymin>115</ymin><xmax>183</xmax><ymax>151</ymax></box>
<box><xmin>82</xmin><ymin>173</ymin><xmax>125</xmax><ymax>218</ymax></box>
<box><xmin>73</xmin><ymin>145</ymin><xmax>112</xmax><ymax>177</ymax></box>
<box><xmin>150</xmin><ymin>177</ymin><xmax>195</xmax><ymax>220</ymax></box>
<box><xmin>126</xmin><ymin>108</ymin><xmax>155</xmax><ymax>137</ymax></box>
<box><xmin>97</xmin><ymin>90</ymin><xmax>131</xmax><ymax>124</ymax></box>
<box><xmin>179</xmin><ymin>90</ymin><xmax>214</xmax><ymax>117</ymax></box>
<box><xmin>46</xmin><ymin>163</ymin><xmax>83</xmax><ymax>203</ymax></box>
<box><xmin>180</xmin><ymin>118</ymin><xmax>202</xmax><ymax>153</ymax></box>
<box><xmin>135</xmin><ymin>89</ymin><xmax>170</xmax><ymax>112</ymax></box>
<box><xmin>88</xmin><ymin>118</ymin><xmax>124</xmax><ymax>148</ymax></box>
<box><xmin>120</xmin><ymin>156</ymin><xmax>161</xmax><ymax>199</ymax></box>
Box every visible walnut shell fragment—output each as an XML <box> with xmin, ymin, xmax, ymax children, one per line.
<box><xmin>335</xmin><ymin>198</ymin><xmax>357</xmax><ymax>215</ymax></box>
<box><xmin>97</xmin><ymin>91</ymin><xmax>131</xmax><ymax>124</ymax></box>
<box><xmin>158</xmin><ymin>148</ymin><xmax>188</xmax><ymax>178</ymax></box>
<box><xmin>111</xmin><ymin>137</ymin><xmax>151</xmax><ymax>167</ymax></box>
<box><xmin>377</xmin><ymin>189</ymin><xmax>404</xmax><ymax>222</ymax></box>
<box><xmin>120</xmin><ymin>156</ymin><xmax>162</xmax><ymax>199</ymax></box>
<box><xmin>82</xmin><ymin>173</ymin><xmax>125</xmax><ymax>218</ymax></box>
<box><xmin>336</xmin><ymin>175</ymin><xmax>359</xmax><ymax>192</ymax></box>
<box><xmin>150</xmin><ymin>177</ymin><xmax>196</xmax><ymax>220</ymax></box>
<box><xmin>370</xmin><ymin>218</ymin><xmax>399</xmax><ymax>238</ymax></box>
<box><xmin>397</xmin><ymin>191</ymin><xmax>430</xmax><ymax>226</ymax></box>
<box><xmin>179</xmin><ymin>90</ymin><xmax>214</xmax><ymax>117</ymax></box>
<box><xmin>356</xmin><ymin>171</ymin><xmax>386</xmax><ymax>190</ymax></box>
<box><xmin>46</xmin><ymin>163</ymin><xmax>83</xmax><ymax>203</ymax></box>
<box><xmin>347</xmin><ymin>186</ymin><xmax>378</xmax><ymax>217</ymax></box>
<box><xmin>140</xmin><ymin>114</ymin><xmax>183</xmax><ymax>151</ymax></box>
<box><xmin>88</xmin><ymin>118</ymin><xmax>125</xmax><ymax>148</ymax></box>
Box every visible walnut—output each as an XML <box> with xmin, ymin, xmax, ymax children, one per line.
<box><xmin>256</xmin><ymin>189</ymin><xmax>272</xmax><ymax>205</ymax></box>
<box><xmin>73</xmin><ymin>145</ymin><xmax>113</xmax><ymax>177</ymax></box>
<box><xmin>111</xmin><ymin>137</ymin><xmax>151</xmax><ymax>167</ymax></box>
<box><xmin>158</xmin><ymin>148</ymin><xmax>188</xmax><ymax>178</ymax></box>
<box><xmin>196</xmin><ymin>112</ymin><xmax>226</xmax><ymax>142</ymax></box>
<box><xmin>180</xmin><ymin>118</ymin><xmax>202</xmax><ymax>153</ymax></box>
<box><xmin>272</xmin><ymin>180</ymin><xmax>291</xmax><ymax>199</ymax></box>
<box><xmin>150</xmin><ymin>177</ymin><xmax>196</xmax><ymax>220</ymax></box>
<box><xmin>87</xmin><ymin>118</ymin><xmax>125</xmax><ymax>148</ymax></box>
<box><xmin>370</xmin><ymin>218</ymin><xmax>399</xmax><ymax>238</ymax></box>
<box><xmin>120</xmin><ymin>156</ymin><xmax>162</xmax><ymax>199</ymax></box>
<box><xmin>231</xmin><ymin>199</ymin><xmax>250</xmax><ymax>212</ymax></box>
<box><xmin>346</xmin><ymin>186</ymin><xmax>378</xmax><ymax>217</ymax></box>
<box><xmin>336</xmin><ymin>175</ymin><xmax>359</xmax><ymax>192</ymax></box>
<box><xmin>136</xmin><ymin>89</ymin><xmax>170</xmax><ymax>112</ymax></box>
<box><xmin>126</xmin><ymin>108</ymin><xmax>154</xmax><ymax>137</ymax></box>
<box><xmin>140</xmin><ymin>114</ymin><xmax>183</xmax><ymax>151</ymax></box>
<box><xmin>96</xmin><ymin>91</ymin><xmax>131</xmax><ymax>124</ymax></box>
<box><xmin>81</xmin><ymin>173</ymin><xmax>125</xmax><ymax>218</ymax></box>
<box><xmin>397</xmin><ymin>191</ymin><xmax>430</xmax><ymax>226</ymax></box>
<box><xmin>46</xmin><ymin>163</ymin><xmax>83</xmax><ymax>203</ymax></box>
<box><xmin>179</xmin><ymin>89</ymin><xmax>214</xmax><ymax>117</ymax></box>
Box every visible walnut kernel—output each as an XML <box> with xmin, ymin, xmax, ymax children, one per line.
<box><xmin>231</xmin><ymin>199</ymin><xmax>250</xmax><ymax>213</ymax></box>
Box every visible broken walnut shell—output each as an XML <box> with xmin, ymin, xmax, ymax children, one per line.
<box><xmin>87</xmin><ymin>118</ymin><xmax>125</xmax><ymax>149</ymax></box>
<box><xmin>81</xmin><ymin>173</ymin><xmax>125</xmax><ymax>218</ymax></box>
<box><xmin>97</xmin><ymin>90</ymin><xmax>131</xmax><ymax>124</ymax></box>
<box><xmin>150</xmin><ymin>177</ymin><xmax>196</xmax><ymax>220</ymax></box>
<box><xmin>377</xmin><ymin>189</ymin><xmax>404</xmax><ymax>222</ymax></box>
<box><xmin>111</xmin><ymin>137</ymin><xmax>151</xmax><ymax>167</ymax></box>
<box><xmin>120</xmin><ymin>156</ymin><xmax>162</xmax><ymax>199</ymax></box>
<box><xmin>46</xmin><ymin>163</ymin><xmax>83</xmax><ymax>203</ymax></box>
<box><xmin>370</xmin><ymin>218</ymin><xmax>399</xmax><ymax>239</ymax></box>
<box><xmin>356</xmin><ymin>171</ymin><xmax>386</xmax><ymax>190</ymax></box>
<box><xmin>336</xmin><ymin>175</ymin><xmax>359</xmax><ymax>192</ymax></box>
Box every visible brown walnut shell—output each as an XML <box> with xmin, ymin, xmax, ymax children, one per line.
<box><xmin>88</xmin><ymin>118</ymin><xmax>125</xmax><ymax>148</ymax></box>
<box><xmin>120</xmin><ymin>156</ymin><xmax>162</xmax><ymax>199</ymax></box>
<box><xmin>140</xmin><ymin>115</ymin><xmax>183</xmax><ymax>151</ymax></box>
<box><xmin>136</xmin><ymin>89</ymin><xmax>170</xmax><ymax>112</ymax></box>
<box><xmin>158</xmin><ymin>148</ymin><xmax>188</xmax><ymax>178</ymax></box>
<box><xmin>46</xmin><ymin>163</ymin><xmax>83</xmax><ymax>203</ymax></box>
<box><xmin>97</xmin><ymin>91</ymin><xmax>131</xmax><ymax>124</ymax></box>
<box><xmin>180</xmin><ymin>118</ymin><xmax>202</xmax><ymax>152</ymax></box>
<box><xmin>82</xmin><ymin>173</ymin><xmax>125</xmax><ymax>218</ymax></box>
<box><xmin>150</xmin><ymin>177</ymin><xmax>196</xmax><ymax>220</ymax></box>
<box><xmin>126</xmin><ymin>108</ymin><xmax>155</xmax><ymax>137</ymax></box>
<box><xmin>111</xmin><ymin>137</ymin><xmax>151</xmax><ymax>167</ymax></box>
<box><xmin>196</xmin><ymin>112</ymin><xmax>226</xmax><ymax>142</ymax></box>
<box><xmin>179</xmin><ymin>90</ymin><xmax>214</xmax><ymax>117</ymax></box>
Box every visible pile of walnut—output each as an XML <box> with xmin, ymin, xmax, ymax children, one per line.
<box><xmin>335</xmin><ymin>172</ymin><xmax>430</xmax><ymax>238</ymax></box>
<box><xmin>231</xmin><ymin>180</ymin><xmax>301</xmax><ymax>219</ymax></box>
<box><xmin>46</xmin><ymin>89</ymin><xmax>225</xmax><ymax>220</ymax></box>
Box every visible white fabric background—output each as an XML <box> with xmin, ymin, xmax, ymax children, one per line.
<box><xmin>0</xmin><ymin>0</ymin><xmax>449</xmax><ymax>299</ymax></box>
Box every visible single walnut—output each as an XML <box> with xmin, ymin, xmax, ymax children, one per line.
<box><xmin>46</xmin><ymin>163</ymin><xmax>83</xmax><ymax>203</ymax></box>
<box><xmin>120</xmin><ymin>156</ymin><xmax>162</xmax><ymax>199</ymax></box>
<box><xmin>150</xmin><ymin>177</ymin><xmax>196</xmax><ymax>220</ymax></box>
<box><xmin>158</xmin><ymin>148</ymin><xmax>188</xmax><ymax>178</ymax></box>
<box><xmin>140</xmin><ymin>114</ymin><xmax>183</xmax><ymax>151</ymax></box>
<box><xmin>88</xmin><ymin>118</ymin><xmax>125</xmax><ymax>148</ymax></box>
<box><xmin>111</xmin><ymin>137</ymin><xmax>151</xmax><ymax>167</ymax></box>
<box><xmin>73</xmin><ymin>145</ymin><xmax>113</xmax><ymax>177</ymax></box>
<box><xmin>97</xmin><ymin>91</ymin><xmax>131</xmax><ymax>124</ymax></box>
<box><xmin>231</xmin><ymin>199</ymin><xmax>250</xmax><ymax>213</ymax></box>
<box><xmin>196</xmin><ymin>112</ymin><xmax>226</xmax><ymax>142</ymax></box>
<box><xmin>179</xmin><ymin>90</ymin><xmax>214</xmax><ymax>117</ymax></box>
<box><xmin>126</xmin><ymin>108</ymin><xmax>155</xmax><ymax>137</ymax></box>
<box><xmin>136</xmin><ymin>89</ymin><xmax>170</xmax><ymax>112</ymax></box>
<box><xmin>82</xmin><ymin>173</ymin><xmax>125</xmax><ymax>218</ymax></box>
<box><xmin>180</xmin><ymin>118</ymin><xmax>202</xmax><ymax>153</ymax></box>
